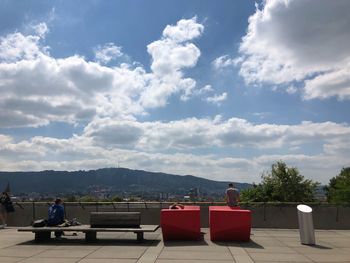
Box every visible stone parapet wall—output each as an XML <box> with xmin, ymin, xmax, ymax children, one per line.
<box><xmin>6</xmin><ymin>202</ymin><xmax>350</xmax><ymax>229</ymax></box>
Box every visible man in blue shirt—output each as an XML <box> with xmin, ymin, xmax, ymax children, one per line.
<box><xmin>47</xmin><ymin>198</ymin><xmax>65</xmax><ymax>238</ymax></box>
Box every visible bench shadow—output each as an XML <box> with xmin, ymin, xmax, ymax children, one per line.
<box><xmin>163</xmin><ymin>232</ymin><xmax>209</xmax><ymax>247</ymax></box>
<box><xmin>163</xmin><ymin>239</ymin><xmax>209</xmax><ymax>247</ymax></box>
<box><xmin>213</xmin><ymin>239</ymin><xmax>264</xmax><ymax>249</ymax></box>
<box><xmin>16</xmin><ymin>238</ymin><xmax>161</xmax><ymax>247</ymax></box>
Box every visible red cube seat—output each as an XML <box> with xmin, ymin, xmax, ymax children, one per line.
<box><xmin>209</xmin><ymin>206</ymin><xmax>251</xmax><ymax>241</ymax></box>
<box><xmin>161</xmin><ymin>205</ymin><xmax>201</xmax><ymax>241</ymax></box>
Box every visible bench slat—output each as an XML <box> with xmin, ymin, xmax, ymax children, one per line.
<box><xmin>90</xmin><ymin>212</ymin><xmax>141</xmax><ymax>228</ymax></box>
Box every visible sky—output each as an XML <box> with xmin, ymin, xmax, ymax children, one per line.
<box><xmin>0</xmin><ymin>0</ymin><xmax>350</xmax><ymax>184</ymax></box>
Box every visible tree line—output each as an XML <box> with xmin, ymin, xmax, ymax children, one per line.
<box><xmin>240</xmin><ymin>161</ymin><xmax>350</xmax><ymax>203</ymax></box>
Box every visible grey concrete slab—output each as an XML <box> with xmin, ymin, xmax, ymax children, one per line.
<box><xmin>0</xmin><ymin>256</ymin><xmax>24</xmax><ymax>263</ymax></box>
<box><xmin>334</xmin><ymin>230</ymin><xmax>350</xmax><ymax>237</ymax></box>
<box><xmin>2</xmin><ymin>228</ymin><xmax>350</xmax><ymax>263</ymax></box>
<box><xmin>0</xmin><ymin>247</ymin><xmax>47</xmax><ymax>257</ymax></box>
<box><xmin>79</xmin><ymin>259</ymin><xmax>136</xmax><ymax>263</ymax></box>
<box><xmin>51</xmin><ymin>245</ymin><xmax>102</xmax><ymax>250</ymax></box>
<box><xmin>156</xmin><ymin>260</ymin><xmax>234</xmax><ymax>263</ymax></box>
<box><xmin>87</xmin><ymin>246</ymin><xmax>147</xmax><ymax>259</ymax></box>
<box><xmin>292</xmin><ymin>246</ymin><xmax>349</xmax><ymax>255</ymax></box>
<box><xmin>245</xmin><ymin>246</ymin><xmax>296</xmax><ymax>254</ymax></box>
<box><xmin>317</xmin><ymin>237</ymin><xmax>350</xmax><ymax>248</ymax></box>
<box><xmin>19</xmin><ymin>258</ymin><xmax>80</xmax><ymax>263</ymax></box>
<box><xmin>136</xmin><ymin>242</ymin><xmax>164</xmax><ymax>263</ymax></box>
<box><xmin>249</xmin><ymin>252</ymin><xmax>312</xmax><ymax>262</ymax></box>
<box><xmin>250</xmin><ymin>230</ymin><xmax>271</xmax><ymax>237</ymax></box>
<box><xmin>163</xmin><ymin>245</ymin><xmax>228</xmax><ymax>252</ymax></box>
<box><xmin>246</xmin><ymin>237</ymin><xmax>285</xmax><ymax>247</ymax></box>
<box><xmin>233</xmin><ymin>255</ymin><xmax>254</xmax><ymax>263</ymax></box>
<box><xmin>276</xmin><ymin>236</ymin><xmax>336</xmax><ymax>248</ymax></box>
<box><xmin>34</xmin><ymin>249</ymin><xmax>94</xmax><ymax>258</ymax></box>
<box><xmin>228</xmin><ymin>246</ymin><xmax>249</xmax><ymax>255</ymax></box>
<box><xmin>305</xmin><ymin>253</ymin><xmax>350</xmax><ymax>262</ymax></box>
<box><xmin>158</xmin><ymin>250</ymin><xmax>233</xmax><ymax>260</ymax></box>
<box><xmin>314</xmin><ymin>230</ymin><xmax>344</xmax><ymax>237</ymax></box>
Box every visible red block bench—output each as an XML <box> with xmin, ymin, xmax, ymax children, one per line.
<box><xmin>209</xmin><ymin>206</ymin><xmax>251</xmax><ymax>241</ymax></box>
<box><xmin>161</xmin><ymin>205</ymin><xmax>201</xmax><ymax>241</ymax></box>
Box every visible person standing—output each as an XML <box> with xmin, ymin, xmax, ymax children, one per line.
<box><xmin>0</xmin><ymin>193</ymin><xmax>6</xmax><ymax>228</ymax></box>
<box><xmin>0</xmin><ymin>192</ymin><xmax>14</xmax><ymax>228</ymax></box>
<box><xmin>47</xmin><ymin>198</ymin><xmax>65</xmax><ymax>239</ymax></box>
<box><xmin>225</xmin><ymin>183</ymin><xmax>240</xmax><ymax>207</ymax></box>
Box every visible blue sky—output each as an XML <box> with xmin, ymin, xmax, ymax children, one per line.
<box><xmin>0</xmin><ymin>0</ymin><xmax>350</xmax><ymax>184</ymax></box>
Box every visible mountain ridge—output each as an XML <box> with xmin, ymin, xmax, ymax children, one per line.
<box><xmin>0</xmin><ymin>167</ymin><xmax>252</xmax><ymax>195</ymax></box>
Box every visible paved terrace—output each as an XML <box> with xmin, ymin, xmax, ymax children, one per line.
<box><xmin>0</xmin><ymin>228</ymin><xmax>350</xmax><ymax>262</ymax></box>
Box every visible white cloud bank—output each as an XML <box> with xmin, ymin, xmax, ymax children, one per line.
<box><xmin>1</xmin><ymin>116</ymin><xmax>349</xmax><ymax>183</ymax></box>
<box><xmin>0</xmin><ymin>129</ymin><xmax>347</xmax><ymax>183</ymax></box>
<box><xmin>234</xmin><ymin>0</ymin><xmax>350</xmax><ymax>100</ymax></box>
<box><xmin>83</xmin><ymin>117</ymin><xmax>350</xmax><ymax>152</ymax></box>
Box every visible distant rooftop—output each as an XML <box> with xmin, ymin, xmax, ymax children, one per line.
<box><xmin>0</xmin><ymin>228</ymin><xmax>350</xmax><ymax>262</ymax></box>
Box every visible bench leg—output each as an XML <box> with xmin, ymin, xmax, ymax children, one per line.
<box><xmin>136</xmin><ymin>232</ymin><xmax>144</xmax><ymax>242</ymax></box>
<box><xmin>85</xmin><ymin>232</ymin><xmax>97</xmax><ymax>242</ymax></box>
<box><xmin>35</xmin><ymin>232</ymin><xmax>51</xmax><ymax>242</ymax></box>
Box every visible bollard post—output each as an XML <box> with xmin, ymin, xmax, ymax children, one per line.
<box><xmin>297</xmin><ymin>204</ymin><xmax>315</xmax><ymax>245</ymax></box>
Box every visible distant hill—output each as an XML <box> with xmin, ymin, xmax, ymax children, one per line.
<box><xmin>0</xmin><ymin>168</ymin><xmax>251</xmax><ymax>195</ymax></box>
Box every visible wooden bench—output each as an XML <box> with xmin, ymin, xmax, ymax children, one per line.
<box><xmin>18</xmin><ymin>212</ymin><xmax>159</xmax><ymax>242</ymax></box>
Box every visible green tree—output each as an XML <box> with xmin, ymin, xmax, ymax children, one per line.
<box><xmin>110</xmin><ymin>196</ymin><xmax>123</xmax><ymax>202</ymax></box>
<box><xmin>65</xmin><ymin>195</ymin><xmax>77</xmax><ymax>202</ymax></box>
<box><xmin>325</xmin><ymin>167</ymin><xmax>350</xmax><ymax>203</ymax></box>
<box><xmin>79</xmin><ymin>195</ymin><xmax>98</xmax><ymax>202</ymax></box>
<box><xmin>241</xmin><ymin>161</ymin><xmax>319</xmax><ymax>202</ymax></box>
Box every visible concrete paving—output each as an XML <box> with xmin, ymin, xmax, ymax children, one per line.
<box><xmin>0</xmin><ymin>228</ymin><xmax>350</xmax><ymax>262</ymax></box>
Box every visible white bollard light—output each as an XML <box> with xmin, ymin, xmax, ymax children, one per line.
<box><xmin>297</xmin><ymin>204</ymin><xmax>315</xmax><ymax>245</ymax></box>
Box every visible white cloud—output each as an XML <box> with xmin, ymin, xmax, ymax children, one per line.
<box><xmin>303</xmin><ymin>66</ymin><xmax>350</xmax><ymax>100</ymax></box>
<box><xmin>139</xmin><ymin>17</ymin><xmax>204</xmax><ymax>107</ymax></box>
<box><xmin>205</xmin><ymin>92</ymin><xmax>227</xmax><ymax>105</ymax></box>
<box><xmin>180</xmin><ymin>84</ymin><xmax>214</xmax><ymax>101</ymax></box>
<box><xmin>0</xmin><ymin>135</ymin><xmax>13</xmax><ymax>144</ymax></box>
<box><xmin>198</xmin><ymin>85</ymin><xmax>213</xmax><ymax>94</ymax></box>
<box><xmin>94</xmin><ymin>43</ymin><xmax>123</xmax><ymax>64</ymax></box>
<box><xmin>238</xmin><ymin>0</ymin><xmax>350</xmax><ymax>100</ymax></box>
<box><xmin>324</xmin><ymin>139</ymin><xmax>350</xmax><ymax>156</ymax></box>
<box><xmin>80</xmin><ymin>117</ymin><xmax>350</xmax><ymax>154</ymax></box>
<box><xmin>32</xmin><ymin>23</ymin><xmax>49</xmax><ymax>38</ymax></box>
<box><xmin>286</xmin><ymin>85</ymin><xmax>297</xmax><ymax>95</ymax></box>
<box><xmin>162</xmin><ymin>16</ymin><xmax>204</xmax><ymax>43</ymax></box>
<box><xmin>212</xmin><ymin>55</ymin><xmax>239</xmax><ymax>70</ymax></box>
<box><xmin>0</xmin><ymin>30</ymin><xmax>48</xmax><ymax>62</ymax></box>
<box><xmin>0</xmin><ymin>18</ymin><xmax>205</xmax><ymax>127</ymax></box>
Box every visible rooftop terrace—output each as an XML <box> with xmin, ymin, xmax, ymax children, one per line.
<box><xmin>1</xmin><ymin>228</ymin><xmax>350</xmax><ymax>262</ymax></box>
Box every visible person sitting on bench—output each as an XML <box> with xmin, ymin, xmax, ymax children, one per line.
<box><xmin>47</xmin><ymin>198</ymin><xmax>65</xmax><ymax>239</ymax></box>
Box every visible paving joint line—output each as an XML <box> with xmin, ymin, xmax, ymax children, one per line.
<box><xmin>74</xmin><ymin>243</ymin><xmax>104</xmax><ymax>263</ymax></box>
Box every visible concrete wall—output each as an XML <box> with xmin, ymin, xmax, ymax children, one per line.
<box><xmin>6</xmin><ymin>202</ymin><xmax>350</xmax><ymax>229</ymax></box>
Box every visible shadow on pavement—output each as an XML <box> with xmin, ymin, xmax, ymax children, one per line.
<box><xmin>163</xmin><ymin>232</ymin><xmax>209</xmax><ymax>247</ymax></box>
<box><xmin>305</xmin><ymin>244</ymin><xmax>332</xmax><ymax>249</ymax></box>
<box><xmin>16</xmin><ymin>238</ymin><xmax>161</xmax><ymax>247</ymax></box>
